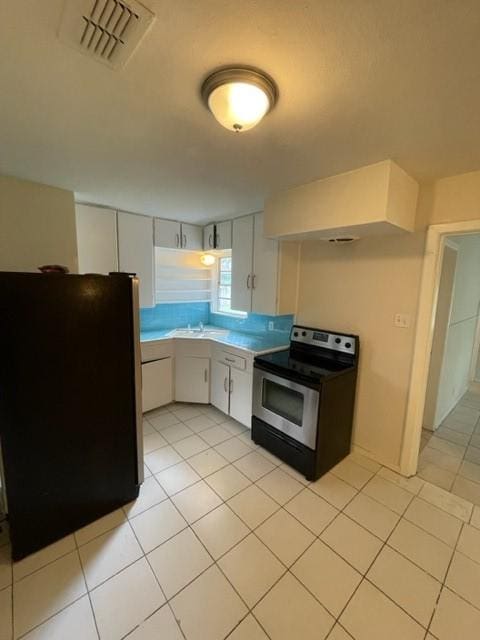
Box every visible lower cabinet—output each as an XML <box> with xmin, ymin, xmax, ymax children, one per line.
<box><xmin>211</xmin><ymin>353</ymin><xmax>253</xmax><ymax>427</ymax></box>
<box><xmin>175</xmin><ymin>356</ymin><xmax>210</xmax><ymax>403</ymax></box>
<box><xmin>142</xmin><ymin>357</ymin><xmax>173</xmax><ymax>412</ymax></box>
<box><xmin>211</xmin><ymin>360</ymin><xmax>230</xmax><ymax>414</ymax></box>
<box><xmin>229</xmin><ymin>367</ymin><xmax>253</xmax><ymax>427</ymax></box>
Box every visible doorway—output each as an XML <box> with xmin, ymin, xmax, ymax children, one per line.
<box><xmin>401</xmin><ymin>221</ymin><xmax>480</xmax><ymax>504</ymax></box>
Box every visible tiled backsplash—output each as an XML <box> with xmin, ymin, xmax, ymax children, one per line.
<box><xmin>140</xmin><ymin>302</ymin><xmax>294</xmax><ymax>337</ymax></box>
<box><xmin>140</xmin><ymin>302</ymin><xmax>209</xmax><ymax>330</ymax></box>
<box><xmin>209</xmin><ymin>311</ymin><xmax>294</xmax><ymax>336</ymax></box>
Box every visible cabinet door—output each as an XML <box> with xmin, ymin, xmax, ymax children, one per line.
<box><xmin>117</xmin><ymin>212</ymin><xmax>155</xmax><ymax>308</ymax></box>
<box><xmin>211</xmin><ymin>360</ymin><xmax>230</xmax><ymax>414</ymax></box>
<box><xmin>215</xmin><ymin>221</ymin><xmax>232</xmax><ymax>250</ymax></box>
<box><xmin>142</xmin><ymin>358</ymin><xmax>173</xmax><ymax>412</ymax></box>
<box><xmin>75</xmin><ymin>204</ymin><xmax>118</xmax><ymax>274</ymax></box>
<box><xmin>252</xmin><ymin>212</ymin><xmax>279</xmax><ymax>315</ymax></box>
<box><xmin>154</xmin><ymin>218</ymin><xmax>181</xmax><ymax>249</ymax></box>
<box><xmin>175</xmin><ymin>356</ymin><xmax>210</xmax><ymax>403</ymax></box>
<box><xmin>181</xmin><ymin>223</ymin><xmax>203</xmax><ymax>250</ymax></box>
<box><xmin>229</xmin><ymin>367</ymin><xmax>253</xmax><ymax>428</ymax></box>
<box><xmin>231</xmin><ymin>216</ymin><xmax>254</xmax><ymax>312</ymax></box>
<box><xmin>203</xmin><ymin>224</ymin><xmax>215</xmax><ymax>250</ymax></box>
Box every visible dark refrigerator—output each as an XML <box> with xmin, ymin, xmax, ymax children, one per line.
<box><xmin>0</xmin><ymin>272</ymin><xmax>143</xmax><ymax>561</ymax></box>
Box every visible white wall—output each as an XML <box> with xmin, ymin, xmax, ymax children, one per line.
<box><xmin>0</xmin><ymin>174</ymin><xmax>77</xmax><ymax>272</ymax></box>
<box><xmin>296</xmin><ymin>232</ymin><xmax>426</xmax><ymax>469</ymax></box>
<box><xmin>434</xmin><ymin>234</ymin><xmax>480</xmax><ymax>423</ymax></box>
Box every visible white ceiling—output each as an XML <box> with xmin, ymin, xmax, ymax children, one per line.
<box><xmin>1</xmin><ymin>1</ymin><xmax>480</xmax><ymax>223</ymax></box>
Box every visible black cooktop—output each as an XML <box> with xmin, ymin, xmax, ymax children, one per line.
<box><xmin>254</xmin><ymin>348</ymin><xmax>355</xmax><ymax>384</ymax></box>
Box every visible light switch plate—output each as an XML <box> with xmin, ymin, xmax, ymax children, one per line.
<box><xmin>394</xmin><ymin>313</ymin><xmax>411</xmax><ymax>328</ymax></box>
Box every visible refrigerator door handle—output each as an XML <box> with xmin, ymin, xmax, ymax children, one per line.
<box><xmin>131</xmin><ymin>276</ymin><xmax>144</xmax><ymax>485</ymax></box>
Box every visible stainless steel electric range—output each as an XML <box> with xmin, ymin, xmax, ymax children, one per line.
<box><xmin>252</xmin><ymin>325</ymin><xmax>359</xmax><ymax>481</ymax></box>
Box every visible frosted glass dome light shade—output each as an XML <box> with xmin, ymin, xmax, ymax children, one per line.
<box><xmin>202</xmin><ymin>67</ymin><xmax>277</xmax><ymax>132</ymax></box>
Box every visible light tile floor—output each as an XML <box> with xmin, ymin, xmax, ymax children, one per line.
<box><xmin>1</xmin><ymin>402</ymin><xmax>480</xmax><ymax>639</ymax></box>
<box><xmin>419</xmin><ymin>389</ymin><xmax>480</xmax><ymax>504</ymax></box>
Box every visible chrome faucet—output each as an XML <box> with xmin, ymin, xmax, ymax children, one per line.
<box><xmin>199</xmin><ymin>322</ymin><xmax>204</xmax><ymax>332</ymax></box>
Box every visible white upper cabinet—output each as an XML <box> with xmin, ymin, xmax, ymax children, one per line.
<box><xmin>252</xmin><ymin>213</ymin><xmax>279</xmax><ymax>315</ymax></box>
<box><xmin>231</xmin><ymin>215</ymin><xmax>254</xmax><ymax>312</ymax></box>
<box><xmin>118</xmin><ymin>211</ymin><xmax>155</xmax><ymax>308</ymax></box>
<box><xmin>154</xmin><ymin>219</ymin><xmax>181</xmax><ymax>249</ymax></box>
<box><xmin>215</xmin><ymin>220</ymin><xmax>232</xmax><ymax>250</ymax></box>
<box><xmin>231</xmin><ymin>212</ymin><xmax>299</xmax><ymax>315</ymax></box>
<box><xmin>155</xmin><ymin>219</ymin><xmax>202</xmax><ymax>250</ymax></box>
<box><xmin>75</xmin><ymin>204</ymin><xmax>118</xmax><ymax>274</ymax></box>
<box><xmin>181</xmin><ymin>223</ymin><xmax>203</xmax><ymax>250</ymax></box>
<box><xmin>202</xmin><ymin>221</ymin><xmax>232</xmax><ymax>250</ymax></box>
<box><xmin>203</xmin><ymin>224</ymin><xmax>215</xmax><ymax>250</ymax></box>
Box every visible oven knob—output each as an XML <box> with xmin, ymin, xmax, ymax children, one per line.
<box><xmin>345</xmin><ymin>342</ymin><xmax>352</xmax><ymax>349</ymax></box>
<box><xmin>302</xmin><ymin>331</ymin><xmax>307</xmax><ymax>337</ymax></box>
<box><xmin>293</xmin><ymin>331</ymin><xmax>299</xmax><ymax>337</ymax></box>
<box><xmin>335</xmin><ymin>338</ymin><xmax>341</xmax><ymax>344</ymax></box>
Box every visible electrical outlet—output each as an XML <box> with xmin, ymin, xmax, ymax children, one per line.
<box><xmin>394</xmin><ymin>313</ymin><xmax>411</xmax><ymax>328</ymax></box>
<box><xmin>268</xmin><ymin>321</ymin><xmax>274</xmax><ymax>331</ymax></box>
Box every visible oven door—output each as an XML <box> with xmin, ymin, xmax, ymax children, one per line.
<box><xmin>253</xmin><ymin>367</ymin><xmax>320</xmax><ymax>449</ymax></box>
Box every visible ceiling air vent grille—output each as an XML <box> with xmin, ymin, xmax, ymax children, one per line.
<box><xmin>58</xmin><ymin>0</ymin><xmax>155</xmax><ymax>69</ymax></box>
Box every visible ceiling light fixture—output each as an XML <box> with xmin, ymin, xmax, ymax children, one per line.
<box><xmin>201</xmin><ymin>67</ymin><xmax>278</xmax><ymax>132</ymax></box>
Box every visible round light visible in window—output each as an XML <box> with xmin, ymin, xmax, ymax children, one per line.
<box><xmin>200</xmin><ymin>254</ymin><xmax>216</xmax><ymax>266</ymax></box>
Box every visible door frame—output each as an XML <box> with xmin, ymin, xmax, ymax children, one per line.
<box><xmin>422</xmin><ymin>239</ymin><xmax>458</xmax><ymax>432</ymax></box>
<box><xmin>400</xmin><ymin>219</ymin><xmax>480</xmax><ymax>476</ymax></box>
<box><xmin>469</xmin><ymin>310</ymin><xmax>480</xmax><ymax>383</ymax></box>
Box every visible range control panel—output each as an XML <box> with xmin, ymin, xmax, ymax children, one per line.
<box><xmin>290</xmin><ymin>326</ymin><xmax>357</xmax><ymax>355</ymax></box>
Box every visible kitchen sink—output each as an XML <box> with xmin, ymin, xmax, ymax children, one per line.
<box><xmin>168</xmin><ymin>328</ymin><xmax>229</xmax><ymax>339</ymax></box>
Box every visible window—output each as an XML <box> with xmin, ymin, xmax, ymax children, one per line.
<box><xmin>214</xmin><ymin>252</ymin><xmax>247</xmax><ymax>316</ymax></box>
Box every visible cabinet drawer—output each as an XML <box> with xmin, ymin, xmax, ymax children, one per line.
<box><xmin>216</xmin><ymin>350</ymin><xmax>247</xmax><ymax>371</ymax></box>
<box><xmin>141</xmin><ymin>339</ymin><xmax>174</xmax><ymax>363</ymax></box>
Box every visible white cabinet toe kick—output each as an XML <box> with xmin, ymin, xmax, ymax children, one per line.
<box><xmin>140</xmin><ymin>338</ymin><xmax>258</xmax><ymax>428</ymax></box>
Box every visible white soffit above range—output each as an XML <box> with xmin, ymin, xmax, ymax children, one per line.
<box><xmin>1</xmin><ymin>1</ymin><xmax>480</xmax><ymax>223</ymax></box>
<box><xmin>264</xmin><ymin>160</ymin><xmax>419</xmax><ymax>240</ymax></box>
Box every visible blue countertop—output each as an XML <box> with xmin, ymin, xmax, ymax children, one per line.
<box><xmin>140</xmin><ymin>327</ymin><xmax>289</xmax><ymax>355</ymax></box>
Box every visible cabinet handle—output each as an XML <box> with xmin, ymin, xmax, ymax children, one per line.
<box><xmin>224</xmin><ymin>377</ymin><xmax>228</xmax><ymax>392</ymax></box>
<box><xmin>247</xmin><ymin>274</ymin><xmax>251</xmax><ymax>289</ymax></box>
<box><xmin>209</xmin><ymin>234</ymin><xmax>213</xmax><ymax>248</ymax></box>
<box><xmin>224</xmin><ymin>357</ymin><xmax>235</xmax><ymax>363</ymax></box>
<box><xmin>183</xmin><ymin>234</ymin><xmax>187</xmax><ymax>247</ymax></box>
<box><xmin>229</xmin><ymin>378</ymin><xmax>234</xmax><ymax>394</ymax></box>
<box><xmin>204</xmin><ymin>368</ymin><xmax>208</xmax><ymax>383</ymax></box>
<box><xmin>175</xmin><ymin>233</ymin><xmax>180</xmax><ymax>248</ymax></box>
<box><xmin>252</xmin><ymin>274</ymin><xmax>257</xmax><ymax>289</ymax></box>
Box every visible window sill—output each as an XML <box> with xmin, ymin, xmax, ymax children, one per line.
<box><xmin>211</xmin><ymin>310</ymin><xmax>248</xmax><ymax>319</ymax></box>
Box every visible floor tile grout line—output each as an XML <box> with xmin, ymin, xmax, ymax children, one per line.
<box><xmin>329</xmin><ymin>497</ymin><xmax>435</xmax><ymax>636</ymax></box>
<box><xmin>74</xmin><ymin>539</ymin><xmax>101</xmax><ymax>640</ymax></box>
<box><xmin>11</xmin><ymin>541</ymin><xmax>82</xmax><ymax>586</ymax></box>
<box><xmin>14</xmin><ymin>593</ymin><xmax>88</xmax><ymax>640</ymax></box>
<box><xmin>437</xmin><ymin>547</ymin><xmax>480</xmax><ymax>614</ymax></box>
<box><xmin>124</xmin><ymin>514</ymin><xmax>189</xmax><ymax>640</ymax></box>
<box><xmin>424</xmin><ymin>535</ymin><xmax>463</xmax><ymax>639</ymax></box>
